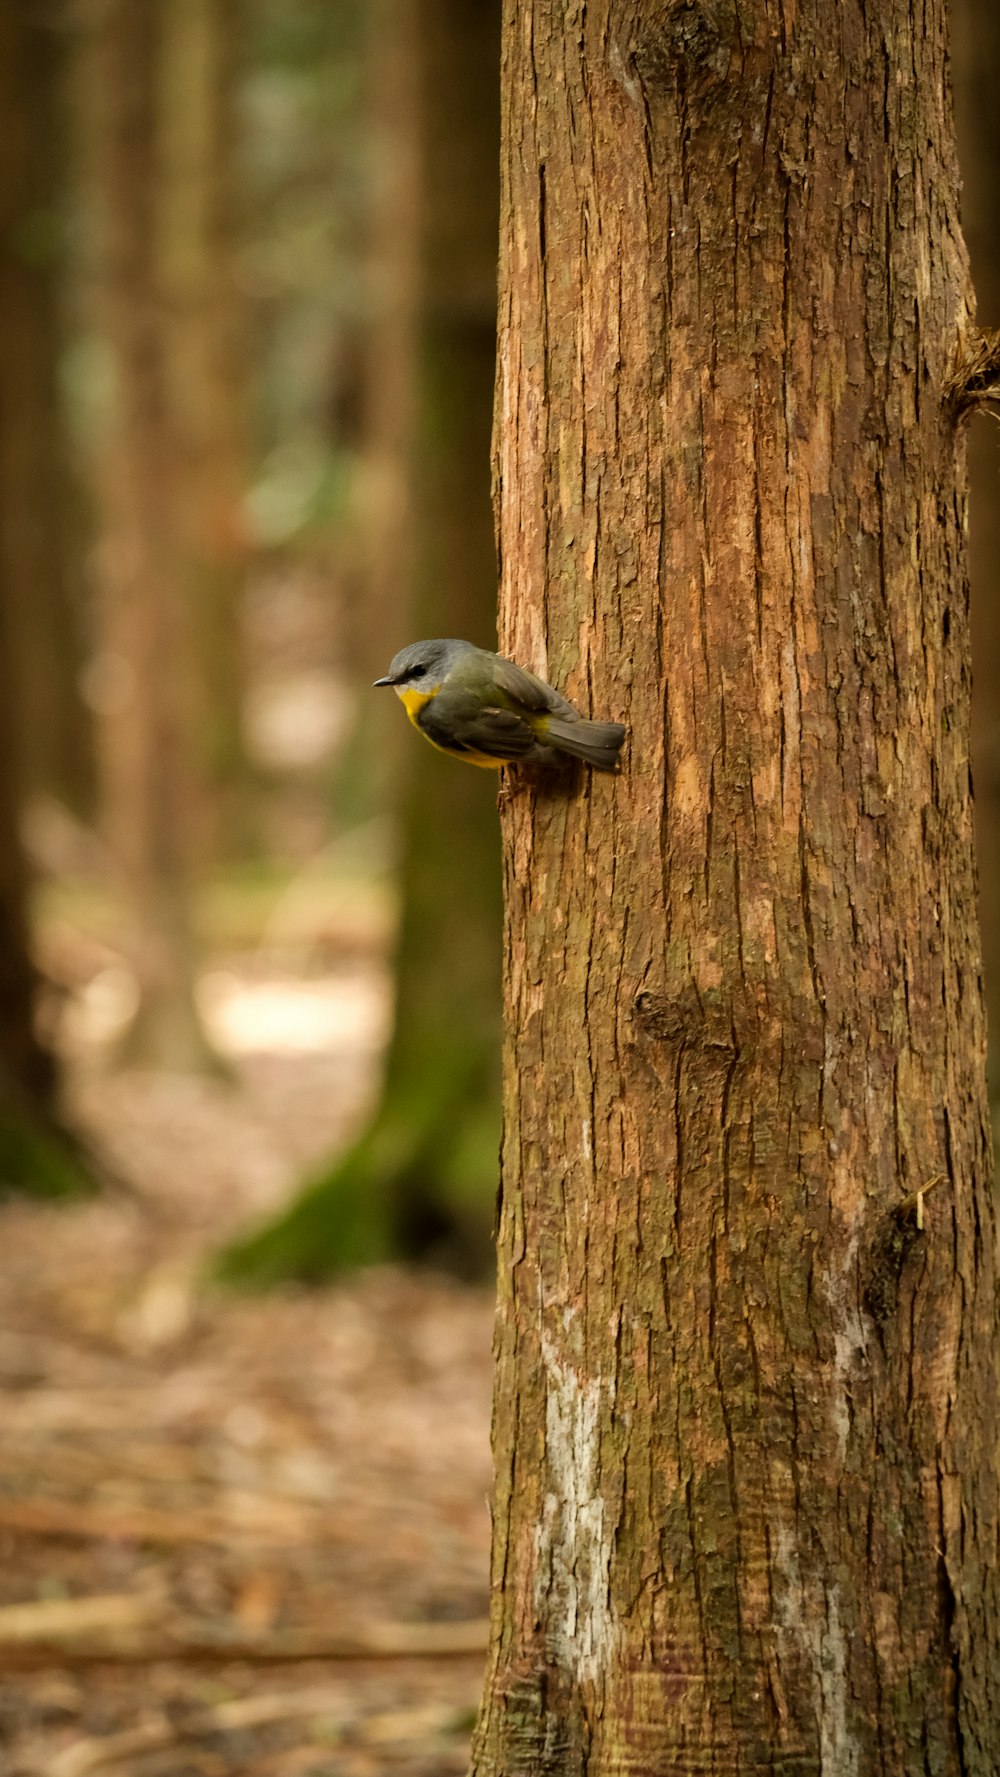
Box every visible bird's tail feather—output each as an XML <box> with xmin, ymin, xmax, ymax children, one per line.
<box><xmin>545</xmin><ymin>717</ymin><xmax>626</xmax><ymax>772</ymax></box>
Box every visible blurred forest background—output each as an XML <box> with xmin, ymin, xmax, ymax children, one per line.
<box><xmin>0</xmin><ymin>1</ymin><xmax>998</xmax><ymax>1773</ymax></box>
<box><xmin>0</xmin><ymin>0</ymin><xmax>502</xmax><ymax>1277</ymax></box>
<box><xmin>0</xmin><ymin>2</ymin><xmax>501</xmax><ymax>1772</ymax></box>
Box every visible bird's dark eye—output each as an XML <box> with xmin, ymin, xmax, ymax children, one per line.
<box><xmin>409</xmin><ymin>665</ymin><xmax>426</xmax><ymax>679</ymax></box>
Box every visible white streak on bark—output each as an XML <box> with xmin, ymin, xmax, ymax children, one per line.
<box><xmin>533</xmin><ymin>1330</ymin><xmax>616</xmax><ymax>1685</ymax></box>
<box><xmin>772</xmin><ymin>1521</ymin><xmax>860</xmax><ymax>1775</ymax></box>
<box><xmin>824</xmin><ymin>1146</ymin><xmax>868</xmax><ymax>1460</ymax></box>
<box><xmin>816</xmin><ymin>1587</ymin><xmax>856</xmax><ymax>1777</ymax></box>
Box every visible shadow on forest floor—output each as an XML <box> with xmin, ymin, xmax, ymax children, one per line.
<box><xmin>0</xmin><ymin>944</ymin><xmax>493</xmax><ymax>1776</ymax></box>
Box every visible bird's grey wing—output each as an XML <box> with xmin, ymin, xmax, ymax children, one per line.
<box><xmin>491</xmin><ymin>653</ymin><xmax>578</xmax><ymax>718</ymax></box>
<box><xmin>421</xmin><ymin>698</ymin><xmax>540</xmax><ymax>759</ymax></box>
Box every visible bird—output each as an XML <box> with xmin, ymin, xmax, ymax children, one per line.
<box><xmin>373</xmin><ymin>638</ymin><xmax>626</xmax><ymax>773</ymax></box>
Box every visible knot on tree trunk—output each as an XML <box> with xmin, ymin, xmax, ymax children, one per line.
<box><xmin>862</xmin><ymin>1176</ymin><xmax>946</xmax><ymax>1329</ymax></box>
<box><xmin>613</xmin><ymin>0</ymin><xmax>772</xmax><ymax>105</ymax></box>
<box><xmin>631</xmin><ymin>982</ymin><xmax>829</xmax><ymax>1065</ymax></box>
<box><xmin>632</xmin><ymin>984</ymin><xmax>740</xmax><ymax>1057</ymax></box>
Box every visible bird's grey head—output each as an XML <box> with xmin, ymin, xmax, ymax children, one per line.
<box><xmin>373</xmin><ymin>638</ymin><xmax>475</xmax><ymax>694</ymax></box>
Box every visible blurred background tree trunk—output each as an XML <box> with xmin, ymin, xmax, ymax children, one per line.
<box><xmin>953</xmin><ymin>1</ymin><xmax>1000</xmax><ymax>1109</ymax></box>
<box><xmin>160</xmin><ymin>0</ymin><xmax>254</xmax><ymax>861</ymax></box>
<box><xmin>87</xmin><ymin>0</ymin><xmax>249</xmax><ymax>1070</ymax></box>
<box><xmin>0</xmin><ymin>642</ymin><xmax>83</xmax><ymax>1194</ymax></box>
<box><xmin>0</xmin><ymin>0</ymin><xmax>91</xmax><ymax>813</ymax></box>
<box><xmin>0</xmin><ymin>0</ymin><xmax>90</xmax><ymax>1194</ymax></box>
<box><xmin>218</xmin><ymin>0</ymin><xmax>502</xmax><ymax>1283</ymax></box>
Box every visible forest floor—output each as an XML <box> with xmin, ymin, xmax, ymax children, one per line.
<box><xmin>0</xmin><ymin>907</ymin><xmax>495</xmax><ymax>1777</ymax></box>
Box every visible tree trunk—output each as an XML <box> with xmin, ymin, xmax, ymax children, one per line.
<box><xmin>87</xmin><ymin>0</ymin><xmax>245</xmax><ymax>1069</ymax></box>
<box><xmin>0</xmin><ymin>650</ymin><xmax>67</xmax><ymax>1192</ymax></box>
<box><xmin>159</xmin><ymin>0</ymin><xmax>252</xmax><ymax>860</ymax></box>
<box><xmin>0</xmin><ymin>713</ymin><xmax>84</xmax><ymax>1197</ymax></box>
<box><xmin>0</xmin><ymin>2</ymin><xmax>90</xmax><ymax>1195</ymax></box>
<box><xmin>216</xmin><ymin>0</ymin><xmax>502</xmax><ymax>1284</ymax></box>
<box><xmin>473</xmin><ymin>3</ymin><xmax>1000</xmax><ymax>1773</ymax></box>
<box><xmin>372</xmin><ymin>0</ymin><xmax>503</xmax><ymax>1269</ymax></box>
<box><xmin>0</xmin><ymin>0</ymin><xmax>91</xmax><ymax>812</ymax></box>
<box><xmin>952</xmin><ymin>2</ymin><xmax>1000</xmax><ymax>1107</ymax></box>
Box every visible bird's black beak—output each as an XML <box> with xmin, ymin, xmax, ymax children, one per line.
<box><xmin>372</xmin><ymin>675</ymin><xmax>394</xmax><ymax>687</ymax></box>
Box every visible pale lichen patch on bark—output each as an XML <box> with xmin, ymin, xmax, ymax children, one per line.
<box><xmin>823</xmin><ymin>1176</ymin><xmax>868</xmax><ymax>1462</ymax></box>
<box><xmin>533</xmin><ymin>1328</ymin><xmax>618</xmax><ymax>1687</ymax></box>
<box><xmin>816</xmin><ymin>1588</ymin><xmax>859</xmax><ymax>1777</ymax></box>
<box><xmin>772</xmin><ymin>1522</ymin><xmax>860</xmax><ymax>1777</ymax></box>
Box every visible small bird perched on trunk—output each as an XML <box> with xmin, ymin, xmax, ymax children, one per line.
<box><xmin>373</xmin><ymin>638</ymin><xmax>626</xmax><ymax>773</ymax></box>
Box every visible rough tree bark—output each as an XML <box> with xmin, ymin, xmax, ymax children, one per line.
<box><xmin>952</xmin><ymin>1</ymin><xmax>1000</xmax><ymax>1102</ymax></box>
<box><xmin>473</xmin><ymin>3</ymin><xmax>1000</xmax><ymax>1773</ymax></box>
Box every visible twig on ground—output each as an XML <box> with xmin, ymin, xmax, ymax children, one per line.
<box><xmin>0</xmin><ymin>1494</ymin><xmax>316</xmax><ymax>1547</ymax></box>
<box><xmin>3</xmin><ymin>1613</ymin><xmax>490</xmax><ymax>1669</ymax></box>
<box><xmin>0</xmin><ymin>1591</ymin><xmax>161</xmax><ymax>1644</ymax></box>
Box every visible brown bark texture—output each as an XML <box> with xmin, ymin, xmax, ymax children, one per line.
<box><xmin>473</xmin><ymin>2</ymin><xmax>1000</xmax><ymax>1773</ymax></box>
<box><xmin>951</xmin><ymin>1</ymin><xmax>1000</xmax><ymax>1097</ymax></box>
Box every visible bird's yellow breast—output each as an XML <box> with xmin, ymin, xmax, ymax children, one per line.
<box><xmin>397</xmin><ymin>686</ymin><xmax>436</xmax><ymax>726</ymax></box>
<box><xmin>394</xmin><ymin>683</ymin><xmax>500</xmax><ymax>768</ymax></box>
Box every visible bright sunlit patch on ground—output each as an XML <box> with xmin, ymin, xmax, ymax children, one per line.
<box><xmin>198</xmin><ymin>970</ymin><xmax>389</xmax><ymax>1055</ymax></box>
<box><xmin>68</xmin><ymin>962</ymin><xmax>140</xmax><ymax>1046</ymax></box>
<box><xmin>63</xmin><ymin>964</ymin><xmax>390</xmax><ymax>1059</ymax></box>
<box><xmin>245</xmin><ymin>671</ymin><xmax>349</xmax><ymax>769</ymax></box>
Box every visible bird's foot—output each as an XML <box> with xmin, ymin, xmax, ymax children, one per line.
<box><xmin>496</xmin><ymin>766</ymin><xmax>531</xmax><ymax>810</ymax></box>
